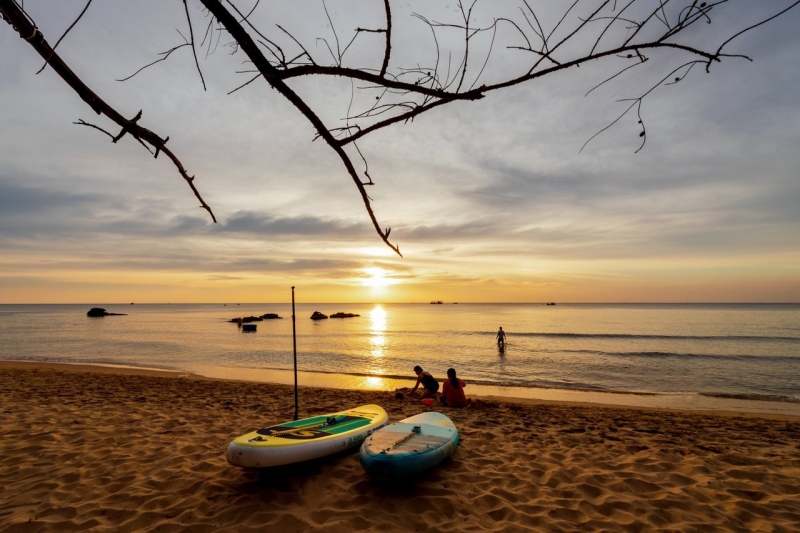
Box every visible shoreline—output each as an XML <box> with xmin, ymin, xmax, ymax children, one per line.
<box><xmin>2</xmin><ymin>360</ymin><xmax>799</xmax><ymax>531</ymax></box>
<box><xmin>187</xmin><ymin>365</ymin><xmax>800</xmax><ymax>417</ymax></box>
<box><xmin>3</xmin><ymin>302</ymin><xmax>797</xmax><ymax>419</ymax></box>
<box><xmin>3</xmin><ymin>360</ymin><xmax>799</xmax><ymax>420</ymax></box>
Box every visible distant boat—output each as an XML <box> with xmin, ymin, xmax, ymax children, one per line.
<box><xmin>546</xmin><ymin>302</ymin><xmax>556</xmax><ymax>306</ymax></box>
<box><xmin>430</xmin><ymin>300</ymin><xmax>443</xmax><ymax>304</ymax></box>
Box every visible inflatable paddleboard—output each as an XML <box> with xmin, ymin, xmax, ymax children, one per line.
<box><xmin>227</xmin><ymin>404</ymin><xmax>388</xmax><ymax>468</ymax></box>
<box><xmin>359</xmin><ymin>411</ymin><xmax>459</xmax><ymax>477</ymax></box>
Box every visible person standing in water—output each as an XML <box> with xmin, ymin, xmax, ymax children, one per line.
<box><xmin>496</xmin><ymin>326</ymin><xmax>507</xmax><ymax>348</ymax></box>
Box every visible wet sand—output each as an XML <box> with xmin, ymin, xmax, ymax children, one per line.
<box><xmin>1</xmin><ymin>361</ymin><xmax>799</xmax><ymax>532</ymax></box>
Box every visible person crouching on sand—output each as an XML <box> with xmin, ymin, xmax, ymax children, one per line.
<box><xmin>439</xmin><ymin>368</ymin><xmax>468</xmax><ymax>407</ymax></box>
<box><xmin>396</xmin><ymin>365</ymin><xmax>439</xmax><ymax>399</ymax></box>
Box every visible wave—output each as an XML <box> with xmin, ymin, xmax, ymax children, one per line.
<box><xmin>557</xmin><ymin>349</ymin><xmax>800</xmax><ymax>362</ymax></box>
<box><xmin>291</xmin><ymin>368</ymin><xmax>800</xmax><ymax>403</ymax></box>
<box><xmin>1</xmin><ymin>354</ymin><xmax>183</xmax><ymax>372</ymax></box>
<box><xmin>7</xmin><ymin>356</ymin><xmax>799</xmax><ymax>405</ymax></box>
<box><xmin>700</xmin><ymin>392</ymin><xmax>800</xmax><ymax>404</ymax></box>
<box><xmin>497</xmin><ymin>332</ymin><xmax>800</xmax><ymax>342</ymax></box>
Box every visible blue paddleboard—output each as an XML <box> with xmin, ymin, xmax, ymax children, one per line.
<box><xmin>359</xmin><ymin>411</ymin><xmax>459</xmax><ymax>477</ymax></box>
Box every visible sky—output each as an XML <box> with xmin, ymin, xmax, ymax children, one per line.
<box><xmin>1</xmin><ymin>0</ymin><xmax>799</xmax><ymax>304</ymax></box>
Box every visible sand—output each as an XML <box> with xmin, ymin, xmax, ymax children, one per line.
<box><xmin>1</xmin><ymin>361</ymin><xmax>799</xmax><ymax>532</ymax></box>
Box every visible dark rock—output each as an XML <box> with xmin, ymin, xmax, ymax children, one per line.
<box><xmin>229</xmin><ymin>316</ymin><xmax>263</xmax><ymax>323</ymax></box>
<box><xmin>260</xmin><ymin>313</ymin><xmax>283</xmax><ymax>319</ymax></box>
<box><xmin>87</xmin><ymin>307</ymin><xmax>126</xmax><ymax>317</ymax></box>
<box><xmin>310</xmin><ymin>311</ymin><xmax>328</xmax><ymax>320</ymax></box>
<box><xmin>330</xmin><ymin>312</ymin><xmax>360</xmax><ymax>318</ymax></box>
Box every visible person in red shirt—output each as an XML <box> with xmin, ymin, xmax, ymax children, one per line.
<box><xmin>439</xmin><ymin>368</ymin><xmax>468</xmax><ymax>407</ymax></box>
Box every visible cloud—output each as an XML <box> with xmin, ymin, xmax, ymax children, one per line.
<box><xmin>2</xmin><ymin>1</ymin><xmax>799</xmax><ymax>302</ymax></box>
<box><xmin>0</xmin><ymin>179</ymin><xmax>103</xmax><ymax>216</ymax></box>
<box><xmin>216</xmin><ymin>211</ymin><xmax>371</xmax><ymax>237</ymax></box>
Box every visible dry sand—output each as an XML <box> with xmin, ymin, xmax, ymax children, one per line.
<box><xmin>1</xmin><ymin>361</ymin><xmax>799</xmax><ymax>532</ymax></box>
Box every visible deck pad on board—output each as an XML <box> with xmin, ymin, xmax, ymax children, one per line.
<box><xmin>255</xmin><ymin>414</ymin><xmax>372</xmax><ymax>440</ymax></box>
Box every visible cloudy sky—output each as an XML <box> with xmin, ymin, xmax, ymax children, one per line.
<box><xmin>1</xmin><ymin>0</ymin><xmax>799</xmax><ymax>303</ymax></box>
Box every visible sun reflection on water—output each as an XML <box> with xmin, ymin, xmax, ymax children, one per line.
<box><xmin>370</xmin><ymin>305</ymin><xmax>387</xmax><ymax>360</ymax></box>
<box><xmin>364</xmin><ymin>376</ymin><xmax>386</xmax><ymax>389</ymax></box>
<box><xmin>370</xmin><ymin>305</ymin><xmax>387</xmax><ymax>331</ymax></box>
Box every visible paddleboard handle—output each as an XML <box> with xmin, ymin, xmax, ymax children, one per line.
<box><xmin>379</xmin><ymin>432</ymin><xmax>416</xmax><ymax>453</ymax></box>
<box><xmin>412</xmin><ymin>425</ymin><xmax>422</xmax><ymax>434</ymax></box>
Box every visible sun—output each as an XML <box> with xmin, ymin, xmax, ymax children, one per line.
<box><xmin>362</xmin><ymin>267</ymin><xmax>392</xmax><ymax>288</ymax></box>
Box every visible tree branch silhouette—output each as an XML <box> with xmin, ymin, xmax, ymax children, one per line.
<box><xmin>3</xmin><ymin>0</ymin><xmax>798</xmax><ymax>257</ymax></box>
<box><xmin>0</xmin><ymin>0</ymin><xmax>216</xmax><ymax>223</ymax></box>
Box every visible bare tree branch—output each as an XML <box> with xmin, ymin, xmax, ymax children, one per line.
<box><xmin>4</xmin><ymin>0</ymin><xmax>799</xmax><ymax>257</ymax></box>
<box><xmin>380</xmin><ymin>0</ymin><xmax>392</xmax><ymax>77</ymax></box>
<box><xmin>0</xmin><ymin>0</ymin><xmax>216</xmax><ymax>223</ymax></box>
<box><xmin>198</xmin><ymin>0</ymin><xmax>401</xmax><ymax>256</ymax></box>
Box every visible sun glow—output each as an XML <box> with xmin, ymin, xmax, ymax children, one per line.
<box><xmin>362</xmin><ymin>267</ymin><xmax>394</xmax><ymax>288</ymax></box>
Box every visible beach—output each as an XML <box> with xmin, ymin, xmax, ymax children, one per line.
<box><xmin>1</xmin><ymin>361</ymin><xmax>799</xmax><ymax>532</ymax></box>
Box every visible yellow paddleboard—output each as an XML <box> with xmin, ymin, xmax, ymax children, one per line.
<box><xmin>226</xmin><ymin>404</ymin><xmax>388</xmax><ymax>468</ymax></box>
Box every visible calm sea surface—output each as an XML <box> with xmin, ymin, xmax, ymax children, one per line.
<box><xmin>1</xmin><ymin>303</ymin><xmax>799</xmax><ymax>410</ymax></box>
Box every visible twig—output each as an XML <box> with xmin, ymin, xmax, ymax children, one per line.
<box><xmin>183</xmin><ymin>0</ymin><xmax>207</xmax><ymax>91</ymax></box>
<box><xmin>36</xmin><ymin>0</ymin><xmax>93</xmax><ymax>75</ymax></box>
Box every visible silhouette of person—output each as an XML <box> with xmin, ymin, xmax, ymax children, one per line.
<box><xmin>396</xmin><ymin>365</ymin><xmax>439</xmax><ymax>399</ymax></box>
<box><xmin>496</xmin><ymin>326</ymin><xmax>506</xmax><ymax>347</ymax></box>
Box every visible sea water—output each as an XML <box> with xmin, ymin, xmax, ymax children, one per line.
<box><xmin>1</xmin><ymin>303</ymin><xmax>798</xmax><ymax>413</ymax></box>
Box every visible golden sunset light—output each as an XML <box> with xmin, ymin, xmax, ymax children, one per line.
<box><xmin>361</xmin><ymin>267</ymin><xmax>393</xmax><ymax>288</ymax></box>
<box><xmin>2</xmin><ymin>2</ymin><xmax>800</xmax><ymax>531</ymax></box>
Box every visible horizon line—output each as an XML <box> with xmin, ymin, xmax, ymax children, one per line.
<box><xmin>2</xmin><ymin>302</ymin><xmax>799</xmax><ymax>306</ymax></box>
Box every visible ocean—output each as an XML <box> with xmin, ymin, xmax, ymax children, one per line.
<box><xmin>1</xmin><ymin>303</ymin><xmax>799</xmax><ymax>414</ymax></box>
